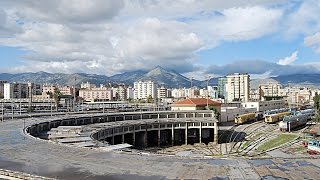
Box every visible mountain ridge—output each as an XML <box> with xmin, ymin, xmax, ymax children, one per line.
<box><xmin>1</xmin><ymin>69</ymin><xmax>320</xmax><ymax>88</ymax></box>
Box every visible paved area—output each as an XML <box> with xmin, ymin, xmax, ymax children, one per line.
<box><xmin>0</xmin><ymin>117</ymin><xmax>320</xmax><ymax>179</ymax></box>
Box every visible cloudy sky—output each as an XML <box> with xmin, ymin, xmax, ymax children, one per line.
<box><xmin>0</xmin><ymin>0</ymin><xmax>320</xmax><ymax>79</ymax></box>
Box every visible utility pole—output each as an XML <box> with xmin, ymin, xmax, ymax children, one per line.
<box><xmin>73</xmin><ymin>76</ymin><xmax>76</xmax><ymax>111</ymax></box>
<box><xmin>207</xmin><ymin>75</ymin><xmax>212</xmax><ymax>110</ymax></box>
<box><xmin>1</xmin><ymin>102</ymin><xmax>3</xmax><ymax>122</ymax></box>
<box><xmin>190</xmin><ymin>77</ymin><xmax>193</xmax><ymax>98</ymax></box>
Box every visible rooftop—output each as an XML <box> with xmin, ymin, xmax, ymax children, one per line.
<box><xmin>173</xmin><ymin>98</ymin><xmax>221</xmax><ymax>106</ymax></box>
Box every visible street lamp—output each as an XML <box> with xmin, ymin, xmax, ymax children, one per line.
<box><xmin>206</xmin><ymin>75</ymin><xmax>212</xmax><ymax>110</ymax></box>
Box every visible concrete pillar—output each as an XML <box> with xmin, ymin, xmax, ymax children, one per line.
<box><xmin>171</xmin><ymin>125</ymin><xmax>174</xmax><ymax>146</ymax></box>
<box><xmin>122</xmin><ymin>133</ymin><xmax>125</xmax><ymax>144</ymax></box>
<box><xmin>199</xmin><ymin>122</ymin><xmax>202</xmax><ymax>144</ymax></box>
<box><xmin>214</xmin><ymin>121</ymin><xmax>218</xmax><ymax>144</ymax></box>
<box><xmin>185</xmin><ymin>122</ymin><xmax>188</xmax><ymax>145</ymax></box>
<box><xmin>193</xmin><ymin>113</ymin><xmax>195</xmax><ymax>118</ymax></box>
<box><xmin>111</xmin><ymin>128</ymin><xmax>115</xmax><ymax>145</ymax></box>
<box><xmin>203</xmin><ymin>113</ymin><xmax>205</xmax><ymax>118</ymax></box>
<box><xmin>144</xmin><ymin>130</ymin><xmax>148</xmax><ymax>147</ymax></box>
<box><xmin>158</xmin><ymin>123</ymin><xmax>161</xmax><ymax>146</ymax></box>
<box><xmin>157</xmin><ymin>113</ymin><xmax>160</xmax><ymax>119</ymax></box>
<box><xmin>111</xmin><ymin>136</ymin><xmax>115</xmax><ymax>145</ymax></box>
<box><xmin>106</xmin><ymin>116</ymin><xmax>109</xmax><ymax>122</ymax></box>
<box><xmin>167</xmin><ymin>114</ymin><xmax>169</xmax><ymax>118</ymax></box>
<box><xmin>184</xmin><ymin>113</ymin><xmax>187</xmax><ymax>118</ymax></box>
<box><xmin>175</xmin><ymin>113</ymin><xmax>177</xmax><ymax>118</ymax></box>
<box><xmin>133</xmin><ymin>131</ymin><xmax>136</xmax><ymax>147</ymax></box>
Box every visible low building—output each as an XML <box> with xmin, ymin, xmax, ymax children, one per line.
<box><xmin>241</xmin><ymin>100</ymin><xmax>285</xmax><ymax>112</ymax></box>
<box><xmin>79</xmin><ymin>87</ymin><xmax>113</xmax><ymax>102</ymax></box>
<box><xmin>171</xmin><ymin>98</ymin><xmax>221</xmax><ymax>113</ymax></box>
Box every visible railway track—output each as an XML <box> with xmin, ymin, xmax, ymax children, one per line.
<box><xmin>219</xmin><ymin>121</ymin><xmax>265</xmax><ymax>155</ymax></box>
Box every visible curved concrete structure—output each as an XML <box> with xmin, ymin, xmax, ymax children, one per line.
<box><xmin>0</xmin><ymin>111</ymin><xmax>320</xmax><ymax>179</ymax></box>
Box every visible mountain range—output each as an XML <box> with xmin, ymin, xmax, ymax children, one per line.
<box><xmin>1</xmin><ymin>67</ymin><xmax>320</xmax><ymax>88</ymax></box>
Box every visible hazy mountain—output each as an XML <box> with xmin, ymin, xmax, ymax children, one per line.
<box><xmin>1</xmin><ymin>70</ymin><xmax>320</xmax><ymax>88</ymax></box>
<box><xmin>250</xmin><ymin>78</ymin><xmax>280</xmax><ymax>89</ymax></box>
<box><xmin>274</xmin><ymin>74</ymin><xmax>320</xmax><ymax>85</ymax></box>
<box><xmin>0</xmin><ymin>71</ymin><xmax>111</xmax><ymax>86</ymax></box>
<box><xmin>109</xmin><ymin>70</ymin><xmax>147</xmax><ymax>84</ymax></box>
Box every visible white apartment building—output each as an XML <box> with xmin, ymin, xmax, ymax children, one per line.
<box><xmin>112</xmin><ymin>85</ymin><xmax>127</xmax><ymax>100</ymax></box>
<box><xmin>226</xmin><ymin>73</ymin><xmax>250</xmax><ymax>102</ymax></box>
<box><xmin>259</xmin><ymin>82</ymin><xmax>281</xmax><ymax>99</ymax></box>
<box><xmin>157</xmin><ymin>86</ymin><xmax>168</xmax><ymax>99</ymax></box>
<box><xmin>127</xmin><ymin>86</ymin><xmax>134</xmax><ymax>100</ymax></box>
<box><xmin>171</xmin><ymin>88</ymin><xmax>197</xmax><ymax>98</ymax></box>
<box><xmin>79</xmin><ymin>87</ymin><xmax>113</xmax><ymax>102</ymax></box>
<box><xmin>133</xmin><ymin>81</ymin><xmax>157</xmax><ymax>99</ymax></box>
<box><xmin>279</xmin><ymin>87</ymin><xmax>314</xmax><ymax>107</ymax></box>
<box><xmin>80</xmin><ymin>82</ymin><xmax>96</xmax><ymax>89</ymax></box>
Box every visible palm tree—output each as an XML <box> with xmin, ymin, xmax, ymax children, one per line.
<box><xmin>53</xmin><ymin>87</ymin><xmax>62</xmax><ymax>111</ymax></box>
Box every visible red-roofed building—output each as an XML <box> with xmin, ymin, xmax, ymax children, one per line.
<box><xmin>171</xmin><ymin>98</ymin><xmax>221</xmax><ymax>113</ymax></box>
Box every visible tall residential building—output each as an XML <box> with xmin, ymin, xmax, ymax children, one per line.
<box><xmin>259</xmin><ymin>82</ymin><xmax>281</xmax><ymax>99</ymax></box>
<box><xmin>4</xmin><ymin>82</ymin><xmax>42</xmax><ymax>99</ymax></box>
<box><xmin>0</xmin><ymin>80</ymin><xmax>8</xmax><ymax>98</ymax></box>
<box><xmin>218</xmin><ymin>77</ymin><xmax>227</xmax><ymax>99</ymax></box>
<box><xmin>226</xmin><ymin>73</ymin><xmax>250</xmax><ymax>102</ymax></box>
<box><xmin>112</xmin><ymin>85</ymin><xmax>127</xmax><ymax>101</ymax></box>
<box><xmin>157</xmin><ymin>86</ymin><xmax>168</xmax><ymax>99</ymax></box>
<box><xmin>126</xmin><ymin>86</ymin><xmax>134</xmax><ymax>100</ymax></box>
<box><xmin>133</xmin><ymin>81</ymin><xmax>157</xmax><ymax>99</ymax></box>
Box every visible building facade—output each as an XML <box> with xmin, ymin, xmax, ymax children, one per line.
<box><xmin>79</xmin><ymin>87</ymin><xmax>113</xmax><ymax>102</ymax></box>
<box><xmin>218</xmin><ymin>77</ymin><xmax>227</xmax><ymax>99</ymax></box>
<box><xmin>4</xmin><ymin>82</ymin><xmax>42</xmax><ymax>99</ymax></box>
<box><xmin>133</xmin><ymin>81</ymin><xmax>157</xmax><ymax>99</ymax></box>
<box><xmin>226</xmin><ymin>73</ymin><xmax>250</xmax><ymax>103</ymax></box>
<box><xmin>259</xmin><ymin>82</ymin><xmax>281</xmax><ymax>99</ymax></box>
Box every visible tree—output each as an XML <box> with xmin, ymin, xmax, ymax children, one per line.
<box><xmin>313</xmin><ymin>92</ymin><xmax>320</xmax><ymax>111</ymax></box>
<box><xmin>208</xmin><ymin>105</ymin><xmax>220</xmax><ymax>120</ymax></box>
<box><xmin>53</xmin><ymin>87</ymin><xmax>62</xmax><ymax>111</ymax></box>
<box><xmin>146</xmin><ymin>95</ymin><xmax>153</xmax><ymax>103</ymax></box>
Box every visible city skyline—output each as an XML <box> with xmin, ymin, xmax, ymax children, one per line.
<box><xmin>1</xmin><ymin>0</ymin><xmax>320</xmax><ymax>79</ymax></box>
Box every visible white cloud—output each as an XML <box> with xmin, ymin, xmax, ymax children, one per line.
<box><xmin>277</xmin><ymin>51</ymin><xmax>298</xmax><ymax>65</ymax></box>
<box><xmin>1</xmin><ymin>0</ymin><xmax>320</xmax><ymax>76</ymax></box>
<box><xmin>304</xmin><ymin>32</ymin><xmax>320</xmax><ymax>54</ymax></box>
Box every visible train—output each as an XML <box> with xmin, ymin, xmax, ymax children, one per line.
<box><xmin>264</xmin><ymin>108</ymin><xmax>291</xmax><ymax>123</ymax></box>
<box><xmin>234</xmin><ymin>111</ymin><xmax>264</xmax><ymax>125</ymax></box>
<box><xmin>279</xmin><ymin>109</ymin><xmax>315</xmax><ymax>131</ymax></box>
<box><xmin>234</xmin><ymin>112</ymin><xmax>256</xmax><ymax>125</ymax></box>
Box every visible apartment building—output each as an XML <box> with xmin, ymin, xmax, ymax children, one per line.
<box><xmin>226</xmin><ymin>73</ymin><xmax>250</xmax><ymax>102</ymax></box>
<box><xmin>133</xmin><ymin>81</ymin><xmax>157</xmax><ymax>99</ymax></box>
<box><xmin>4</xmin><ymin>82</ymin><xmax>42</xmax><ymax>99</ymax></box>
<box><xmin>259</xmin><ymin>82</ymin><xmax>281</xmax><ymax>99</ymax></box>
<box><xmin>79</xmin><ymin>86</ymin><xmax>113</xmax><ymax>102</ymax></box>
